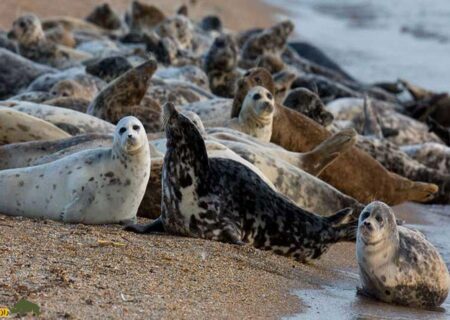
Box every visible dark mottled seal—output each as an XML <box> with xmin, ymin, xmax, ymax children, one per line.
<box><xmin>125</xmin><ymin>103</ymin><xmax>357</xmax><ymax>262</ymax></box>
<box><xmin>357</xmin><ymin>201</ymin><xmax>449</xmax><ymax>308</ymax></box>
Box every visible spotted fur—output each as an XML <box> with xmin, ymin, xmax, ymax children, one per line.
<box><xmin>357</xmin><ymin>201</ymin><xmax>449</xmax><ymax>308</ymax></box>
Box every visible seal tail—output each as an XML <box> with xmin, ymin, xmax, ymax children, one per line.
<box><xmin>325</xmin><ymin>208</ymin><xmax>358</xmax><ymax>242</ymax></box>
<box><xmin>300</xmin><ymin>128</ymin><xmax>357</xmax><ymax>176</ymax></box>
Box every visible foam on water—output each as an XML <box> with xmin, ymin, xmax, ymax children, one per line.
<box><xmin>267</xmin><ymin>0</ymin><xmax>450</xmax><ymax>92</ymax></box>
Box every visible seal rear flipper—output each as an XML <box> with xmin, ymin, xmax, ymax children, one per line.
<box><xmin>300</xmin><ymin>128</ymin><xmax>356</xmax><ymax>176</ymax></box>
<box><xmin>394</xmin><ymin>175</ymin><xmax>439</xmax><ymax>203</ymax></box>
<box><xmin>124</xmin><ymin>216</ymin><xmax>165</xmax><ymax>234</ymax></box>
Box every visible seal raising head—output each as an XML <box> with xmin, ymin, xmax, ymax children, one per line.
<box><xmin>226</xmin><ymin>86</ymin><xmax>275</xmax><ymax>142</ymax></box>
<box><xmin>356</xmin><ymin>201</ymin><xmax>449</xmax><ymax>308</ymax></box>
<box><xmin>9</xmin><ymin>14</ymin><xmax>45</xmax><ymax>46</ymax></box>
<box><xmin>0</xmin><ymin>116</ymin><xmax>150</xmax><ymax>224</ymax></box>
<box><xmin>127</xmin><ymin>102</ymin><xmax>357</xmax><ymax>262</ymax></box>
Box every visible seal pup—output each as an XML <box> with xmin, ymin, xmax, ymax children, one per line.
<box><xmin>126</xmin><ymin>103</ymin><xmax>357</xmax><ymax>262</ymax></box>
<box><xmin>283</xmin><ymin>87</ymin><xmax>334</xmax><ymax>127</ymax></box>
<box><xmin>0</xmin><ymin>48</ymin><xmax>55</xmax><ymax>99</ymax></box>
<box><xmin>0</xmin><ymin>107</ymin><xmax>70</xmax><ymax>144</ymax></box>
<box><xmin>0</xmin><ymin>116</ymin><xmax>150</xmax><ymax>224</ymax></box>
<box><xmin>232</xmin><ymin>68</ymin><xmax>438</xmax><ymax>205</ymax></box>
<box><xmin>356</xmin><ymin>201</ymin><xmax>449</xmax><ymax>308</ymax></box>
<box><xmin>87</xmin><ymin>59</ymin><xmax>161</xmax><ymax>132</ymax></box>
<box><xmin>224</xmin><ymin>86</ymin><xmax>274</xmax><ymax>142</ymax></box>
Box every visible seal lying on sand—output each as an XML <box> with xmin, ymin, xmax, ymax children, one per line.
<box><xmin>356</xmin><ymin>201</ymin><xmax>449</xmax><ymax>308</ymax></box>
<box><xmin>401</xmin><ymin>143</ymin><xmax>450</xmax><ymax>175</ymax></box>
<box><xmin>0</xmin><ymin>107</ymin><xmax>70</xmax><ymax>144</ymax></box>
<box><xmin>0</xmin><ymin>116</ymin><xmax>150</xmax><ymax>224</ymax></box>
<box><xmin>126</xmin><ymin>103</ymin><xmax>357</xmax><ymax>262</ymax></box>
<box><xmin>232</xmin><ymin>68</ymin><xmax>438</xmax><ymax>205</ymax></box>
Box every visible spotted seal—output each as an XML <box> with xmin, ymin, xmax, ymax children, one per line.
<box><xmin>87</xmin><ymin>59</ymin><xmax>161</xmax><ymax>132</ymax></box>
<box><xmin>401</xmin><ymin>143</ymin><xmax>450</xmax><ymax>175</ymax></box>
<box><xmin>126</xmin><ymin>102</ymin><xmax>357</xmax><ymax>262</ymax></box>
<box><xmin>6</xmin><ymin>101</ymin><xmax>115</xmax><ymax>135</ymax></box>
<box><xmin>0</xmin><ymin>107</ymin><xmax>70</xmax><ymax>144</ymax></box>
<box><xmin>232</xmin><ymin>68</ymin><xmax>438</xmax><ymax>205</ymax></box>
<box><xmin>356</xmin><ymin>201</ymin><xmax>449</xmax><ymax>308</ymax></box>
<box><xmin>0</xmin><ymin>116</ymin><xmax>150</xmax><ymax>224</ymax></box>
<box><xmin>127</xmin><ymin>0</ymin><xmax>166</xmax><ymax>33</ymax></box>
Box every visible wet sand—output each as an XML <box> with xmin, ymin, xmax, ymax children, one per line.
<box><xmin>1</xmin><ymin>203</ymin><xmax>448</xmax><ymax>319</ymax></box>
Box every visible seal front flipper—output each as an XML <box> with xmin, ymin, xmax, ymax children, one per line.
<box><xmin>299</xmin><ymin>128</ymin><xmax>356</xmax><ymax>176</ymax></box>
<box><xmin>60</xmin><ymin>184</ymin><xmax>96</xmax><ymax>223</ymax></box>
<box><xmin>124</xmin><ymin>216</ymin><xmax>165</xmax><ymax>234</ymax></box>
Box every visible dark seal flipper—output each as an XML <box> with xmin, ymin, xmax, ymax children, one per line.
<box><xmin>124</xmin><ymin>216</ymin><xmax>165</xmax><ymax>234</ymax></box>
<box><xmin>324</xmin><ymin>207</ymin><xmax>358</xmax><ymax>242</ymax></box>
<box><xmin>428</xmin><ymin>117</ymin><xmax>450</xmax><ymax>146</ymax></box>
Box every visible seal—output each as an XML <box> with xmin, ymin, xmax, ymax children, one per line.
<box><xmin>87</xmin><ymin>59</ymin><xmax>161</xmax><ymax>132</ymax></box>
<box><xmin>283</xmin><ymin>87</ymin><xmax>334</xmax><ymax>127</ymax></box>
<box><xmin>8</xmin><ymin>14</ymin><xmax>91</xmax><ymax>68</ymax></box>
<box><xmin>49</xmin><ymin>79</ymin><xmax>99</xmax><ymax>100</ymax></box>
<box><xmin>240</xmin><ymin>20</ymin><xmax>294</xmax><ymax>65</ymax></box>
<box><xmin>203</xmin><ymin>34</ymin><xmax>240</xmax><ymax>97</ymax></box>
<box><xmin>225</xmin><ymin>86</ymin><xmax>274</xmax><ymax>142</ymax></box>
<box><xmin>401</xmin><ymin>143</ymin><xmax>450</xmax><ymax>175</ymax></box>
<box><xmin>0</xmin><ymin>134</ymin><xmax>112</xmax><ymax>170</ymax></box>
<box><xmin>7</xmin><ymin>101</ymin><xmax>115</xmax><ymax>135</ymax></box>
<box><xmin>356</xmin><ymin>201</ymin><xmax>449</xmax><ymax>308</ymax></box>
<box><xmin>0</xmin><ymin>116</ymin><xmax>150</xmax><ymax>224</ymax></box>
<box><xmin>232</xmin><ymin>68</ymin><xmax>439</xmax><ymax>205</ymax></box>
<box><xmin>125</xmin><ymin>102</ymin><xmax>358</xmax><ymax>263</ymax></box>
<box><xmin>0</xmin><ymin>107</ymin><xmax>70</xmax><ymax>144</ymax></box>
<box><xmin>127</xmin><ymin>0</ymin><xmax>166</xmax><ymax>33</ymax></box>
<box><xmin>85</xmin><ymin>55</ymin><xmax>132</xmax><ymax>83</ymax></box>
<box><xmin>0</xmin><ymin>48</ymin><xmax>55</xmax><ymax>99</ymax></box>
<box><xmin>85</xmin><ymin>3</ymin><xmax>122</xmax><ymax>31</ymax></box>
<box><xmin>427</xmin><ymin>117</ymin><xmax>450</xmax><ymax>146</ymax></box>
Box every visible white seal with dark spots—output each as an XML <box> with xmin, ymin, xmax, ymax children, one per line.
<box><xmin>126</xmin><ymin>103</ymin><xmax>357</xmax><ymax>262</ymax></box>
<box><xmin>0</xmin><ymin>116</ymin><xmax>150</xmax><ymax>224</ymax></box>
<box><xmin>356</xmin><ymin>201</ymin><xmax>450</xmax><ymax>308</ymax></box>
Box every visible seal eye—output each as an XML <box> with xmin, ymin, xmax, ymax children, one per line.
<box><xmin>19</xmin><ymin>21</ymin><xmax>26</xmax><ymax>29</ymax></box>
<box><xmin>133</xmin><ymin>125</ymin><xmax>140</xmax><ymax>131</ymax></box>
<box><xmin>267</xmin><ymin>93</ymin><xmax>273</xmax><ymax>100</ymax></box>
<box><xmin>253</xmin><ymin>93</ymin><xmax>261</xmax><ymax>100</ymax></box>
<box><xmin>119</xmin><ymin>127</ymin><xmax>126</xmax><ymax>135</ymax></box>
<box><xmin>216</xmin><ymin>39</ymin><xmax>225</xmax><ymax>48</ymax></box>
<box><xmin>375</xmin><ymin>215</ymin><xmax>383</xmax><ymax>224</ymax></box>
<box><xmin>360</xmin><ymin>210</ymin><xmax>370</xmax><ymax>221</ymax></box>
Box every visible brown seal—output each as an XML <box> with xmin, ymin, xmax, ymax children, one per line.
<box><xmin>231</xmin><ymin>68</ymin><xmax>438</xmax><ymax>205</ymax></box>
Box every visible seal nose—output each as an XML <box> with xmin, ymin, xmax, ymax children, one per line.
<box><xmin>364</xmin><ymin>220</ymin><xmax>373</xmax><ymax>231</ymax></box>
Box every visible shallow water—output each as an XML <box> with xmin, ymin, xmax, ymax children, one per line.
<box><xmin>287</xmin><ymin>203</ymin><xmax>450</xmax><ymax>319</ymax></box>
<box><xmin>268</xmin><ymin>0</ymin><xmax>450</xmax><ymax>92</ymax></box>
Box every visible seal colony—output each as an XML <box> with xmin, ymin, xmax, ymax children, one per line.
<box><xmin>0</xmin><ymin>1</ymin><xmax>448</xmax><ymax>311</ymax></box>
